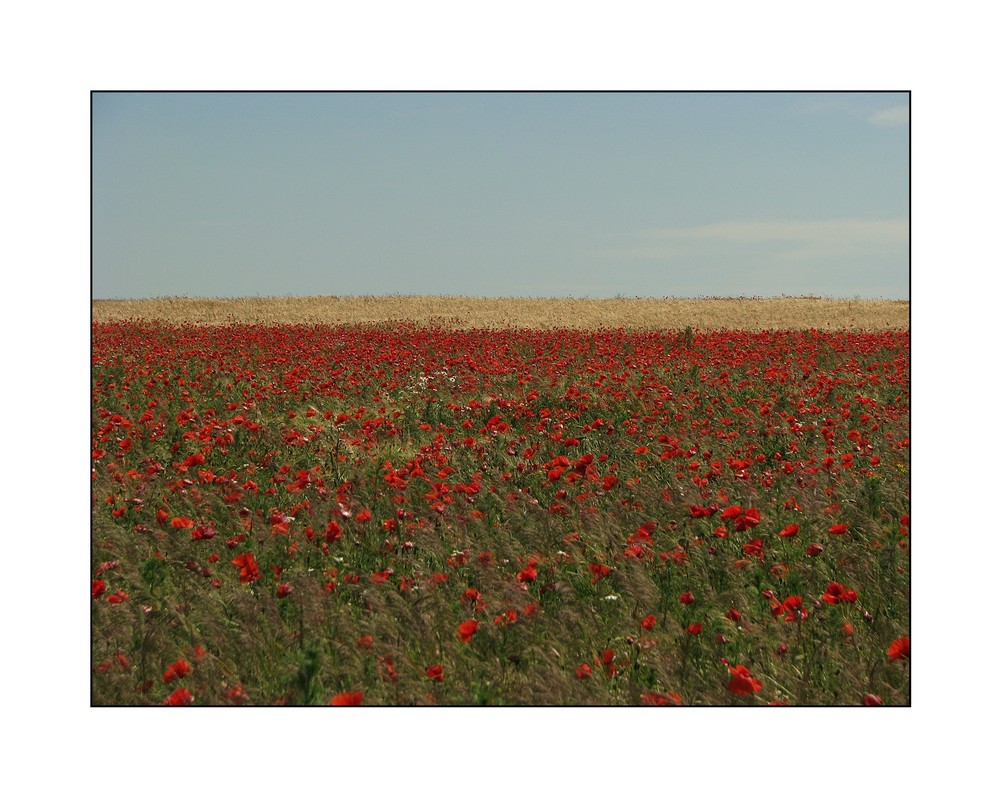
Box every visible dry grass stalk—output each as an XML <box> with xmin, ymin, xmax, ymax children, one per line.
<box><xmin>92</xmin><ymin>295</ymin><xmax>908</xmax><ymax>331</ymax></box>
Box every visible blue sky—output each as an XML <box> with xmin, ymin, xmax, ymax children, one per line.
<box><xmin>92</xmin><ymin>91</ymin><xmax>908</xmax><ymax>299</ymax></box>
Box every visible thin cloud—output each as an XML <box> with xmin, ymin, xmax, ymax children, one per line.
<box><xmin>641</xmin><ymin>219</ymin><xmax>908</xmax><ymax>242</ymax></box>
<box><xmin>601</xmin><ymin>218</ymin><xmax>908</xmax><ymax>259</ymax></box>
<box><xmin>869</xmin><ymin>105</ymin><xmax>909</xmax><ymax>127</ymax></box>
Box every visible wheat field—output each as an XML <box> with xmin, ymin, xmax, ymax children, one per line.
<box><xmin>91</xmin><ymin>295</ymin><xmax>908</xmax><ymax>331</ymax></box>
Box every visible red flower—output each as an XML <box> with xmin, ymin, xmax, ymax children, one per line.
<box><xmin>457</xmin><ymin>620</ymin><xmax>479</xmax><ymax>643</ymax></box>
<box><xmin>805</xmin><ymin>544</ymin><xmax>824</xmax><ymax>556</ymax></box>
<box><xmin>163</xmin><ymin>687</ymin><xmax>194</xmax><ymax>706</ymax></box>
<box><xmin>822</xmin><ymin>581</ymin><xmax>844</xmax><ymax>604</ymax></box>
<box><xmin>599</xmin><ymin>649</ymin><xmax>618</xmax><ymax>677</ymax></box>
<box><xmin>742</xmin><ymin>538</ymin><xmax>764</xmax><ymax>559</ymax></box>
<box><xmin>276</xmin><ymin>582</ymin><xmax>294</xmax><ymax>598</ymax></box>
<box><xmin>680</xmin><ymin>592</ymin><xmax>695</xmax><ymax>605</ymax></box>
<box><xmin>107</xmin><ymin>590</ymin><xmax>129</xmax><ymax>603</ymax></box>
<box><xmin>494</xmin><ymin>609</ymin><xmax>518</xmax><ymax>625</ymax></box>
<box><xmin>426</xmin><ymin>664</ymin><xmax>445</xmax><ymax>682</ymax></box>
<box><xmin>575</xmin><ymin>663</ymin><xmax>592</xmax><ymax>679</ymax></box>
<box><xmin>687</xmin><ymin>623</ymin><xmax>703</xmax><ymax>635</ymax></box>
<box><xmin>778</xmin><ymin>523</ymin><xmax>799</xmax><ymax>538</ymax></box>
<box><xmin>721</xmin><ymin>505</ymin><xmax>742</xmax><ymax>520</ymax></box>
<box><xmin>170</xmin><ymin>516</ymin><xmax>195</xmax><ymax>529</ymax></box>
<box><xmin>231</xmin><ymin>552</ymin><xmax>260</xmax><ymax>583</ymax></box>
<box><xmin>589</xmin><ymin>562</ymin><xmax>612</xmax><ymax>582</ymax></box>
<box><xmin>726</xmin><ymin>664</ymin><xmax>763</xmax><ymax>696</ymax></box>
<box><xmin>325</xmin><ymin>520</ymin><xmax>343</xmax><ymax>542</ymax></box>
<box><xmin>887</xmin><ymin>636</ymin><xmax>910</xmax><ymax>661</ymax></box>
<box><xmin>641</xmin><ymin>691</ymin><xmax>682</xmax><ymax>706</ymax></box>
<box><xmin>163</xmin><ymin>659</ymin><xmax>192</xmax><ymax>683</ymax></box>
<box><xmin>725</xmin><ymin>608</ymin><xmax>742</xmax><ymax>624</ymax></box>
<box><xmin>330</xmin><ymin>691</ymin><xmax>364</xmax><ymax>706</ymax></box>
<box><xmin>92</xmin><ymin>580</ymin><xmax>106</xmax><ymax>600</ymax></box>
<box><xmin>640</xmin><ymin>614</ymin><xmax>656</xmax><ymax>630</ymax></box>
<box><xmin>517</xmin><ymin>564</ymin><xmax>538</xmax><ymax>583</ymax></box>
<box><xmin>782</xmin><ymin>595</ymin><xmax>808</xmax><ymax>622</ymax></box>
<box><xmin>864</xmin><ymin>693</ymin><xmax>884</xmax><ymax>706</ymax></box>
<box><xmin>829</xmin><ymin>523</ymin><xmax>849</xmax><ymax>535</ymax></box>
<box><xmin>462</xmin><ymin>588</ymin><xmax>483</xmax><ymax>608</ymax></box>
<box><xmin>381</xmin><ymin>657</ymin><xmax>398</xmax><ymax>683</ymax></box>
<box><xmin>822</xmin><ymin>581</ymin><xmax>858</xmax><ymax>605</ymax></box>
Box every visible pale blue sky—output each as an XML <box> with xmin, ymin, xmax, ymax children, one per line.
<box><xmin>92</xmin><ymin>91</ymin><xmax>909</xmax><ymax>299</ymax></box>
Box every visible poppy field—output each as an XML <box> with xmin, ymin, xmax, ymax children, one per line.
<box><xmin>92</xmin><ymin>319</ymin><xmax>910</xmax><ymax>706</ymax></box>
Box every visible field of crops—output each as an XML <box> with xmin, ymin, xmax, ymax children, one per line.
<box><xmin>91</xmin><ymin>318</ymin><xmax>910</xmax><ymax>705</ymax></box>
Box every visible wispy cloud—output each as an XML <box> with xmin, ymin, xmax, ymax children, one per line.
<box><xmin>868</xmin><ymin>105</ymin><xmax>909</xmax><ymax>127</ymax></box>
<box><xmin>601</xmin><ymin>218</ymin><xmax>909</xmax><ymax>260</ymax></box>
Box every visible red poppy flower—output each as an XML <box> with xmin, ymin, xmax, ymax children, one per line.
<box><xmin>494</xmin><ymin>609</ymin><xmax>518</xmax><ymax>625</ymax></box>
<box><xmin>163</xmin><ymin>659</ymin><xmax>192</xmax><ymax>684</ymax></box>
<box><xmin>170</xmin><ymin>516</ymin><xmax>195</xmax><ymax>529</ymax></box>
<box><xmin>725</xmin><ymin>608</ymin><xmax>742</xmax><ymax>624</ymax></box>
<box><xmin>325</xmin><ymin>520</ymin><xmax>343</xmax><ymax>542</ymax></box>
<box><xmin>742</xmin><ymin>538</ymin><xmax>764</xmax><ymax>559</ymax></box>
<box><xmin>92</xmin><ymin>580</ymin><xmax>106</xmax><ymax>600</ymax></box>
<box><xmin>726</xmin><ymin>664</ymin><xmax>762</xmax><ymax>696</ymax></box>
<box><xmin>575</xmin><ymin>663</ymin><xmax>592</xmax><ymax>679</ymax></box>
<box><xmin>107</xmin><ymin>590</ymin><xmax>129</xmax><ymax>603</ymax></box>
<box><xmin>829</xmin><ymin>523</ymin><xmax>849</xmax><ymax>535</ymax></box>
<box><xmin>680</xmin><ymin>592</ymin><xmax>695</xmax><ymax>605</ymax></box>
<box><xmin>805</xmin><ymin>544</ymin><xmax>824</xmax><ymax>556</ymax></box>
<box><xmin>231</xmin><ymin>552</ymin><xmax>260</xmax><ymax>583</ymax></box>
<box><xmin>640</xmin><ymin>614</ymin><xmax>656</xmax><ymax>630</ymax></box>
<box><xmin>276</xmin><ymin>582</ymin><xmax>294</xmax><ymax>598</ymax></box>
<box><xmin>887</xmin><ymin>636</ymin><xmax>910</xmax><ymax>660</ymax></box>
<box><xmin>599</xmin><ymin>649</ymin><xmax>618</xmax><ymax>677</ymax></box>
<box><xmin>462</xmin><ymin>588</ymin><xmax>483</xmax><ymax>608</ymax></box>
<box><xmin>864</xmin><ymin>693</ymin><xmax>884</xmax><ymax>706</ymax></box>
<box><xmin>782</xmin><ymin>595</ymin><xmax>808</xmax><ymax>622</ymax></box>
<box><xmin>589</xmin><ymin>562</ymin><xmax>612</xmax><ymax>582</ymax></box>
<box><xmin>687</xmin><ymin>623</ymin><xmax>703</xmax><ymax>635</ymax></box>
<box><xmin>821</xmin><ymin>581</ymin><xmax>845</xmax><ymax>604</ymax></box>
<box><xmin>381</xmin><ymin>656</ymin><xmax>398</xmax><ymax>683</ymax></box>
<box><xmin>426</xmin><ymin>664</ymin><xmax>445</xmax><ymax>682</ymax></box>
<box><xmin>457</xmin><ymin>620</ymin><xmax>479</xmax><ymax>643</ymax></box>
<box><xmin>330</xmin><ymin>691</ymin><xmax>364</xmax><ymax>706</ymax></box>
<box><xmin>778</xmin><ymin>523</ymin><xmax>799</xmax><ymax>538</ymax></box>
<box><xmin>517</xmin><ymin>564</ymin><xmax>537</xmax><ymax>583</ymax></box>
<box><xmin>641</xmin><ymin>691</ymin><xmax>682</xmax><ymax>706</ymax></box>
<box><xmin>721</xmin><ymin>505</ymin><xmax>742</xmax><ymax>520</ymax></box>
<box><xmin>190</xmin><ymin>524</ymin><xmax>215</xmax><ymax>540</ymax></box>
<box><xmin>163</xmin><ymin>687</ymin><xmax>194</xmax><ymax>706</ymax></box>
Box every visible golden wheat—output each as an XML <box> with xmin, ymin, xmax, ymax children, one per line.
<box><xmin>91</xmin><ymin>295</ymin><xmax>908</xmax><ymax>331</ymax></box>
